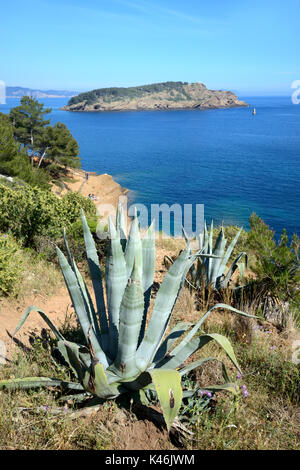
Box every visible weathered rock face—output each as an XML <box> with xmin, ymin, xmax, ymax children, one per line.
<box><xmin>63</xmin><ymin>82</ymin><xmax>248</xmax><ymax>112</ymax></box>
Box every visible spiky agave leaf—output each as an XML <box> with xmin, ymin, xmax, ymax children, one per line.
<box><xmin>13</xmin><ymin>306</ymin><xmax>65</xmax><ymax>341</ymax></box>
<box><xmin>112</xmin><ymin>260</ymin><xmax>145</xmax><ymax>378</ymax></box>
<box><xmin>152</xmin><ymin>322</ymin><xmax>192</xmax><ymax>365</ymax></box>
<box><xmin>124</xmin><ymin>209</ymin><xmax>143</xmax><ymax>280</ymax></box>
<box><xmin>81</xmin><ymin>210</ymin><xmax>109</xmax><ymax>352</ymax></box>
<box><xmin>169</xmin><ymin>303</ymin><xmax>256</xmax><ymax>361</ymax></box>
<box><xmin>148</xmin><ymin>369</ymin><xmax>183</xmax><ymax>432</ymax></box>
<box><xmin>0</xmin><ymin>377</ymin><xmax>84</xmax><ymax>391</ymax></box>
<box><xmin>209</xmin><ymin>227</ymin><xmax>227</xmax><ymax>286</ymax></box>
<box><xmin>56</xmin><ymin>246</ymin><xmax>109</xmax><ymax>368</ymax></box>
<box><xmin>136</xmin><ymin>247</ymin><xmax>192</xmax><ymax>371</ymax></box>
<box><xmin>217</xmin><ymin>227</ymin><xmax>243</xmax><ymax>278</ymax></box>
<box><xmin>83</xmin><ymin>362</ymin><xmax>123</xmax><ymax>399</ymax></box>
<box><xmin>116</xmin><ymin>202</ymin><xmax>127</xmax><ymax>251</ymax></box>
<box><xmin>138</xmin><ymin>221</ymin><xmax>155</xmax><ymax>346</ymax></box>
<box><xmin>105</xmin><ymin>216</ymin><xmax>127</xmax><ymax>360</ymax></box>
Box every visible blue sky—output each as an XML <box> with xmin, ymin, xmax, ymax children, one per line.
<box><xmin>1</xmin><ymin>0</ymin><xmax>299</xmax><ymax>95</ymax></box>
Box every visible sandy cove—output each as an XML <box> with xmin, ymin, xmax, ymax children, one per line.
<box><xmin>52</xmin><ymin>167</ymin><xmax>129</xmax><ymax>218</ymax></box>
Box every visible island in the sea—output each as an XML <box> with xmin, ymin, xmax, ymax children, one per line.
<box><xmin>62</xmin><ymin>81</ymin><xmax>248</xmax><ymax>112</ymax></box>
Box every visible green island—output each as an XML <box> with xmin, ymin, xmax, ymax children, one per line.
<box><xmin>63</xmin><ymin>81</ymin><xmax>248</xmax><ymax>112</ymax></box>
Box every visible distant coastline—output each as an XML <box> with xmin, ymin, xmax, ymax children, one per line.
<box><xmin>6</xmin><ymin>86</ymin><xmax>78</xmax><ymax>99</ymax></box>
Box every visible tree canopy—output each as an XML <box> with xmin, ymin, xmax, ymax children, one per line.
<box><xmin>8</xmin><ymin>97</ymin><xmax>80</xmax><ymax>173</ymax></box>
<box><xmin>0</xmin><ymin>112</ymin><xmax>50</xmax><ymax>189</ymax></box>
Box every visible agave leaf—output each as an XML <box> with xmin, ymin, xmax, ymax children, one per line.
<box><xmin>112</xmin><ymin>260</ymin><xmax>144</xmax><ymax>378</ymax></box>
<box><xmin>63</xmin><ymin>341</ymin><xmax>88</xmax><ymax>382</ymax></box>
<box><xmin>0</xmin><ymin>377</ymin><xmax>84</xmax><ymax>391</ymax></box>
<box><xmin>206</xmin><ymin>220</ymin><xmax>214</xmax><ymax>282</ymax></box>
<box><xmin>158</xmin><ymin>335</ymin><xmax>213</xmax><ymax>370</ymax></box>
<box><xmin>138</xmin><ymin>221</ymin><xmax>155</xmax><ymax>346</ymax></box>
<box><xmin>83</xmin><ymin>363</ymin><xmax>122</xmax><ymax>399</ymax></box>
<box><xmin>63</xmin><ymin>228</ymin><xmax>74</xmax><ymax>268</ymax></box>
<box><xmin>153</xmin><ymin>322</ymin><xmax>192</xmax><ymax>365</ymax></box>
<box><xmin>148</xmin><ymin>369</ymin><xmax>183</xmax><ymax>432</ymax></box>
<box><xmin>170</xmin><ymin>303</ymin><xmax>256</xmax><ymax>359</ymax></box>
<box><xmin>116</xmin><ymin>202</ymin><xmax>127</xmax><ymax>251</ymax></box>
<box><xmin>206</xmin><ymin>333</ymin><xmax>241</xmax><ymax>372</ymax></box>
<box><xmin>63</xmin><ymin>229</ymin><xmax>101</xmax><ymax>338</ymax></box>
<box><xmin>162</xmin><ymin>332</ymin><xmax>241</xmax><ymax>374</ymax></box>
<box><xmin>56</xmin><ymin>247</ymin><xmax>109</xmax><ymax>368</ymax></box>
<box><xmin>202</xmin><ymin>221</ymin><xmax>209</xmax><ymax>252</ymax></box>
<box><xmin>72</xmin><ymin>258</ymin><xmax>101</xmax><ymax>339</ymax></box>
<box><xmin>56</xmin><ymin>340</ymin><xmax>78</xmax><ymax>377</ymax></box>
<box><xmin>124</xmin><ymin>209</ymin><xmax>143</xmax><ymax>279</ymax></box>
<box><xmin>223</xmin><ymin>252</ymin><xmax>248</xmax><ymax>287</ymax></box>
<box><xmin>239</xmin><ymin>261</ymin><xmax>245</xmax><ymax>279</ymax></box>
<box><xmin>141</xmin><ymin>221</ymin><xmax>155</xmax><ymax>294</ymax></box>
<box><xmin>81</xmin><ymin>210</ymin><xmax>109</xmax><ymax>350</ymax></box>
<box><xmin>106</xmin><ymin>217</ymin><xmax>128</xmax><ymax>359</ymax></box>
<box><xmin>198</xmin><ymin>232</ymin><xmax>204</xmax><ymax>250</ymax></box>
<box><xmin>218</xmin><ymin>227</ymin><xmax>243</xmax><ymax>277</ymax></box>
<box><xmin>136</xmin><ymin>248</ymin><xmax>191</xmax><ymax>371</ymax></box>
<box><xmin>13</xmin><ymin>306</ymin><xmax>65</xmax><ymax>341</ymax></box>
<box><xmin>209</xmin><ymin>227</ymin><xmax>227</xmax><ymax>285</ymax></box>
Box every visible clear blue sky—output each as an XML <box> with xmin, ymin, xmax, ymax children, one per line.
<box><xmin>1</xmin><ymin>0</ymin><xmax>299</xmax><ymax>95</ymax></box>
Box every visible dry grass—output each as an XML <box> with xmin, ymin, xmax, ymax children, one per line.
<box><xmin>18</xmin><ymin>251</ymin><xmax>63</xmax><ymax>298</ymax></box>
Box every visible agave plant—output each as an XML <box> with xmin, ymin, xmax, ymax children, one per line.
<box><xmin>0</xmin><ymin>207</ymin><xmax>253</xmax><ymax>430</ymax></box>
<box><xmin>167</xmin><ymin>221</ymin><xmax>247</xmax><ymax>292</ymax></box>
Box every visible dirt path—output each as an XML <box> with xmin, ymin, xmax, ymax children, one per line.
<box><xmin>0</xmin><ymin>286</ymin><xmax>74</xmax><ymax>360</ymax></box>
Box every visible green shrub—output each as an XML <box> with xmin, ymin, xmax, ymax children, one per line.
<box><xmin>0</xmin><ymin>233</ymin><xmax>23</xmax><ymax>296</ymax></box>
<box><xmin>0</xmin><ymin>183</ymin><xmax>96</xmax><ymax>246</ymax></box>
<box><xmin>247</xmin><ymin>213</ymin><xmax>300</xmax><ymax>302</ymax></box>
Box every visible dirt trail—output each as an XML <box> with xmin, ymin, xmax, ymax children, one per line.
<box><xmin>0</xmin><ymin>286</ymin><xmax>73</xmax><ymax>359</ymax></box>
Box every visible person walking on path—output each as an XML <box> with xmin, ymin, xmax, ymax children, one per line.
<box><xmin>85</xmin><ymin>172</ymin><xmax>89</xmax><ymax>181</ymax></box>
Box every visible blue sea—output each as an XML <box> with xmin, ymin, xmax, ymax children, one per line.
<box><xmin>1</xmin><ymin>96</ymin><xmax>299</xmax><ymax>237</ymax></box>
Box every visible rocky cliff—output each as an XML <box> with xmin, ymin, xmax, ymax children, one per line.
<box><xmin>63</xmin><ymin>81</ymin><xmax>248</xmax><ymax>112</ymax></box>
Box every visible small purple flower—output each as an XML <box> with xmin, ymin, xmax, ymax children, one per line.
<box><xmin>265</xmin><ymin>331</ymin><xmax>271</xmax><ymax>334</ymax></box>
<box><xmin>240</xmin><ymin>384</ymin><xmax>247</xmax><ymax>390</ymax></box>
<box><xmin>236</xmin><ymin>373</ymin><xmax>242</xmax><ymax>380</ymax></box>
<box><xmin>270</xmin><ymin>346</ymin><xmax>275</xmax><ymax>350</ymax></box>
<box><xmin>242</xmin><ymin>390</ymin><xmax>249</xmax><ymax>398</ymax></box>
<box><xmin>3</xmin><ymin>234</ymin><xmax>7</xmax><ymax>238</ymax></box>
<box><xmin>205</xmin><ymin>391</ymin><xmax>212</xmax><ymax>398</ymax></box>
<box><xmin>198</xmin><ymin>390</ymin><xmax>204</xmax><ymax>396</ymax></box>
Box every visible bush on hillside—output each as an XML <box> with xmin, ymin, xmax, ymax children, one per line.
<box><xmin>247</xmin><ymin>213</ymin><xmax>300</xmax><ymax>302</ymax></box>
<box><xmin>0</xmin><ymin>183</ymin><xmax>96</xmax><ymax>246</ymax></box>
<box><xmin>0</xmin><ymin>233</ymin><xmax>23</xmax><ymax>296</ymax></box>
